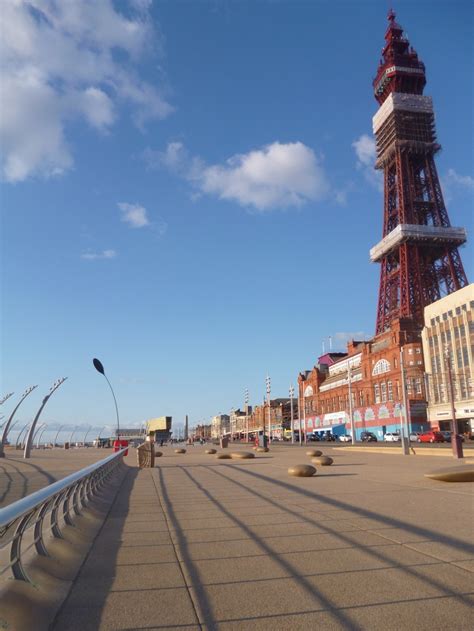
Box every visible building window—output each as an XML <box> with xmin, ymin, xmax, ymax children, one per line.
<box><xmin>387</xmin><ymin>381</ymin><xmax>393</xmax><ymax>401</ymax></box>
<box><xmin>460</xmin><ymin>324</ymin><xmax>466</xmax><ymax>337</ymax></box>
<box><xmin>408</xmin><ymin>348</ymin><xmax>413</xmax><ymax>355</ymax></box>
<box><xmin>416</xmin><ymin>347</ymin><xmax>421</xmax><ymax>354</ymax></box>
<box><xmin>431</xmin><ymin>318</ymin><xmax>436</xmax><ymax>326</ymax></box>
<box><xmin>359</xmin><ymin>391</ymin><xmax>364</xmax><ymax>406</ymax></box>
<box><xmin>462</xmin><ymin>346</ymin><xmax>469</xmax><ymax>365</ymax></box>
<box><xmin>381</xmin><ymin>382</ymin><xmax>387</xmax><ymax>403</ymax></box>
<box><xmin>456</xmin><ymin>306</ymin><xmax>461</xmax><ymax>315</ymax></box>
<box><xmin>372</xmin><ymin>359</ymin><xmax>391</xmax><ymax>376</ymax></box>
<box><xmin>406</xmin><ymin>379</ymin><xmax>412</xmax><ymax>395</ymax></box>
<box><xmin>442</xmin><ymin>312</ymin><xmax>448</xmax><ymax>321</ymax></box>
<box><xmin>448</xmin><ymin>310</ymin><xmax>453</xmax><ymax>317</ymax></box>
<box><xmin>374</xmin><ymin>384</ymin><xmax>380</xmax><ymax>404</ymax></box>
<box><xmin>396</xmin><ymin>380</ymin><xmax>400</xmax><ymax>399</ymax></box>
<box><xmin>416</xmin><ymin>378</ymin><xmax>422</xmax><ymax>395</ymax></box>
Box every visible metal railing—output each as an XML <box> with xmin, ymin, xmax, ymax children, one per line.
<box><xmin>0</xmin><ymin>450</ymin><xmax>124</xmax><ymax>582</ymax></box>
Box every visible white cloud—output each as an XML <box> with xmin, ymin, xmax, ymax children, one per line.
<box><xmin>444</xmin><ymin>168</ymin><xmax>474</xmax><ymax>191</ymax></box>
<box><xmin>118</xmin><ymin>202</ymin><xmax>150</xmax><ymax>228</ymax></box>
<box><xmin>81</xmin><ymin>249</ymin><xmax>116</xmax><ymax>260</ymax></box>
<box><xmin>143</xmin><ymin>141</ymin><xmax>187</xmax><ymax>171</ymax></box>
<box><xmin>0</xmin><ymin>0</ymin><xmax>173</xmax><ymax>182</ymax></box>
<box><xmin>199</xmin><ymin>142</ymin><xmax>329</xmax><ymax>210</ymax></box>
<box><xmin>352</xmin><ymin>135</ymin><xmax>375</xmax><ymax>167</ymax></box>
<box><xmin>352</xmin><ymin>134</ymin><xmax>382</xmax><ymax>191</ymax></box>
<box><xmin>149</xmin><ymin>141</ymin><xmax>330</xmax><ymax>211</ymax></box>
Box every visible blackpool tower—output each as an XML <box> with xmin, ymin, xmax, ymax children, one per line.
<box><xmin>370</xmin><ymin>10</ymin><xmax>468</xmax><ymax>335</ymax></box>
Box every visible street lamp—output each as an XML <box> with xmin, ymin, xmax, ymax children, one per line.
<box><xmin>36</xmin><ymin>424</ymin><xmax>48</xmax><ymax>449</ymax></box>
<box><xmin>265</xmin><ymin>375</ymin><xmax>271</xmax><ymax>443</ymax></box>
<box><xmin>24</xmin><ymin>378</ymin><xmax>67</xmax><ymax>459</ymax></box>
<box><xmin>16</xmin><ymin>422</ymin><xmax>31</xmax><ymax>449</ymax></box>
<box><xmin>93</xmin><ymin>358</ymin><xmax>120</xmax><ymax>439</ymax></box>
<box><xmin>444</xmin><ymin>345</ymin><xmax>463</xmax><ymax>459</ymax></box>
<box><xmin>399</xmin><ymin>348</ymin><xmax>411</xmax><ymax>456</ymax></box>
<box><xmin>244</xmin><ymin>388</ymin><xmax>249</xmax><ymax>443</ymax></box>
<box><xmin>347</xmin><ymin>362</ymin><xmax>356</xmax><ymax>446</ymax></box>
<box><xmin>53</xmin><ymin>424</ymin><xmax>65</xmax><ymax>447</ymax></box>
<box><xmin>289</xmin><ymin>385</ymin><xmax>295</xmax><ymax>444</ymax></box>
<box><xmin>69</xmin><ymin>425</ymin><xmax>78</xmax><ymax>445</ymax></box>
<box><xmin>0</xmin><ymin>393</ymin><xmax>14</xmax><ymax>406</ymax></box>
<box><xmin>83</xmin><ymin>425</ymin><xmax>93</xmax><ymax>445</ymax></box>
<box><xmin>0</xmin><ymin>386</ymin><xmax>38</xmax><ymax>458</ymax></box>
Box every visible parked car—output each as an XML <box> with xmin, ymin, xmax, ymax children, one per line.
<box><xmin>307</xmin><ymin>433</ymin><xmax>320</xmax><ymax>442</ymax></box>
<box><xmin>441</xmin><ymin>431</ymin><xmax>465</xmax><ymax>443</ymax></box>
<box><xmin>360</xmin><ymin>431</ymin><xmax>378</xmax><ymax>442</ymax></box>
<box><xmin>409</xmin><ymin>432</ymin><xmax>421</xmax><ymax>442</ymax></box>
<box><xmin>338</xmin><ymin>434</ymin><xmax>352</xmax><ymax>442</ymax></box>
<box><xmin>383</xmin><ymin>432</ymin><xmax>401</xmax><ymax>442</ymax></box>
<box><xmin>418</xmin><ymin>430</ymin><xmax>444</xmax><ymax>443</ymax></box>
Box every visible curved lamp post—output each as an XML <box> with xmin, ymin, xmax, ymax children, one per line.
<box><xmin>83</xmin><ymin>425</ymin><xmax>93</xmax><ymax>445</ymax></box>
<box><xmin>53</xmin><ymin>424</ymin><xmax>65</xmax><ymax>447</ymax></box>
<box><xmin>0</xmin><ymin>386</ymin><xmax>38</xmax><ymax>458</ymax></box>
<box><xmin>0</xmin><ymin>393</ymin><xmax>14</xmax><ymax>406</ymax></box>
<box><xmin>93</xmin><ymin>359</ymin><xmax>120</xmax><ymax>439</ymax></box>
<box><xmin>16</xmin><ymin>422</ymin><xmax>31</xmax><ymax>449</ymax></box>
<box><xmin>36</xmin><ymin>424</ymin><xmax>48</xmax><ymax>449</ymax></box>
<box><xmin>33</xmin><ymin>422</ymin><xmax>47</xmax><ymax>444</ymax></box>
<box><xmin>69</xmin><ymin>426</ymin><xmax>78</xmax><ymax>445</ymax></box>
<box><xmin>24</xmin><ymin>378</ymin><xmax>67</xmax><ymax>459</ymax></box>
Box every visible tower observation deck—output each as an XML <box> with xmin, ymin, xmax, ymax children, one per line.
<box><xmin>371</xmin><ymin>10</ymin><xmax>468</xmax><ymax>335</ymax></box>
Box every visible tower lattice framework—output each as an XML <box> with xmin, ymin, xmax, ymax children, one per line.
<box><xmin>370</xmin><ymin>11</ymin><xmax>468</xmax><ymax>335</ymax></box>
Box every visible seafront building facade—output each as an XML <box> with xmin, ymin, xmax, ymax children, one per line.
<box><xmin>298</xmin><ymin>318</ymin><xmax>428</xmax><ymax>440</ymax></box>
<box><xmin>422</xmin><ymin>284</ymin><xmax>474</xmax><ymax>434</ymax></box>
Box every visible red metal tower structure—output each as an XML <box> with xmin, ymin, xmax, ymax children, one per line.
<box><xmin>371</xmin><ymin>10</ymin><xmax>468</xmax><ymax>335</ymax></box>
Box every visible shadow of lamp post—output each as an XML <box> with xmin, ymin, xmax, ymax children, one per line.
<box><xmin>24</xmin><ymin>378</ymin><xmax>67</xmax><ymax>459</ymax></box>
<box><xmin>93</xmin><ymin>359</ymin><xmax>120</xmax><ymax>439</ymax></box>
<box><xmin>0</xmin><ymin>386</ymin><xmax>38</xmax><ymax>458</ymax></box>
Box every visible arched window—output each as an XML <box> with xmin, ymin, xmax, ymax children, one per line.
<box><xmin>304</xmin><ymin>385</ymin><xmax>313</xmax><ymax>397</ymax></box>
<box><xmin>372</xmin><ymin>359</ymin><xmax>391</xmax><ymax>376</ymax></box>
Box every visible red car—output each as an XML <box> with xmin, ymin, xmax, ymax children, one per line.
<box><xmin>418</xmin><ymin>431</ymin><xmax>445</xmax><ymax>443</ymax></box>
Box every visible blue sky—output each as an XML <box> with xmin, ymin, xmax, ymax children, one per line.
<box><xmin>1</xmin><ymin>0</ymin><xmax>473</xmax><ymax>440</ymax></box>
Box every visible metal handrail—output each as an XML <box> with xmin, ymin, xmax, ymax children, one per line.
<box><xmin>0</xmin><ymin>449</ymin><xmax>124</xmax><ymax>582</ymax></box>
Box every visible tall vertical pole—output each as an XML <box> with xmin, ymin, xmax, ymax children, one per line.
<box><xmin>245</xmin><ymin>389</ymin><xmax>249</xmax><ymax>443</ymax></box>
<box><xmin>348</xmin><ymin>362</ymin><xmax>355</xmax><ymax>445</ymax></box>
<box><xmin>298</xmin><ymin>382</ymin><xmax>303</xmax><ymax>447</ymax></box>
<box><xmin>185</xmin><ymin>415</ymin><xmax>189</xmax><ymax>442</ymax></box>
<box><xmin>289</xmin><ymin>385</ymin><xmax>294</xmax><ymax>444</ymax></box>
<box><xmin>400</xmin><ymin>348</ymin><xmax>410</xmax><ymax>456</ymax></box>
<box><xmin>445</xmin><ymin>346</ymin><xmax>463</xmax><ymax>459</ymax></box>
<box><xmin>266</xmin><ymin>375</ymin><xmax>271</xmax><ymax>444</ymax></box>
<box><xmin>303</xmin><ymin>388</ymin><xmax>307</xmax><ymax>445</ymax></box>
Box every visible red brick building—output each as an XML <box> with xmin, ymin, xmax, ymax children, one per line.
<box><xmin>298</xmin><ymin>318</ymin><xmax>428</xmax><ymax>439</ymax></box>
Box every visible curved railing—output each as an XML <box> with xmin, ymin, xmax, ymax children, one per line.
<box><xmin>0</xmin><ymin>450</ymin><xmax>124</xmax><ymax>582</ymax></box>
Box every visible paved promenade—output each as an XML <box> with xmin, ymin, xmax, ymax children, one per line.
<box><xmin>47</xmin><ymin>444</ymin><xmax>473</xmax><ymax>631</ymax></box>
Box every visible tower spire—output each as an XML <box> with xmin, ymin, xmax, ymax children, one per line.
<box><xmin>370</xmin><ymin>12</ymin><xmax>468</xmax><ymax>334</ymax></box>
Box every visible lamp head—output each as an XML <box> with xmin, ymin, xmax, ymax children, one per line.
<box><xmin>93</xmin><ymin>358</ymin><xmax>105</xmax><ymax>375</ymax></box>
